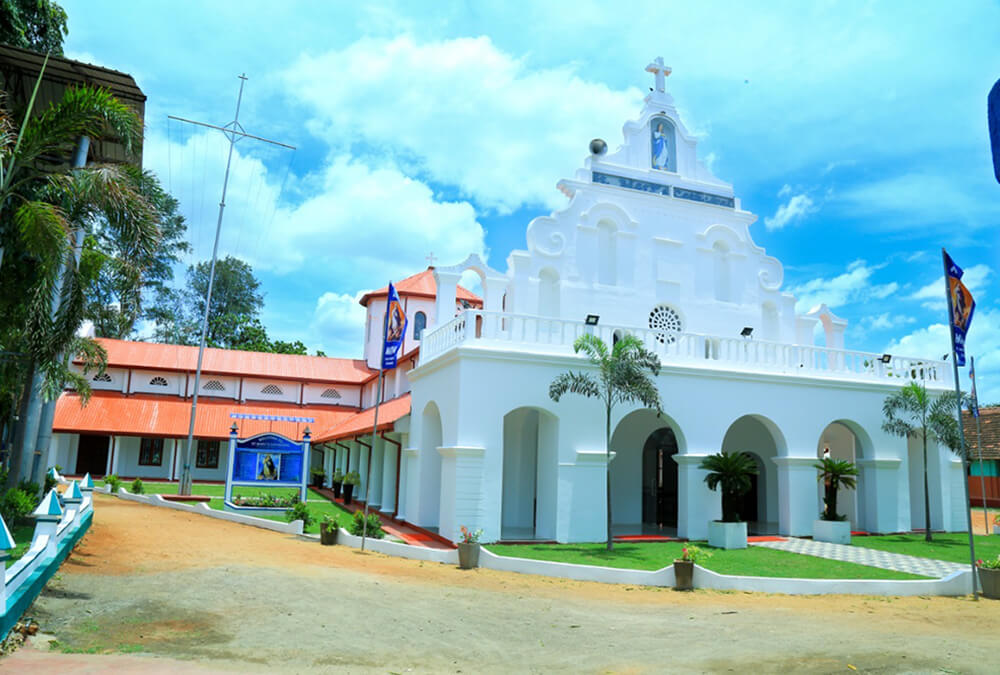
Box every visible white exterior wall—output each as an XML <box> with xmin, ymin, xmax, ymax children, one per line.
<box><xmin>193</xmin><ymin>375</ymin><xmax>239</xmax><ymax>400</ymax></box>
<box><xmin>242</xmin><ymin>378</ymin><xmax>301</xmax><ymax>404</ymax></box>
<box><xmin>302</xmin><ymin>383</ymin><xmax>361</xmax><ymax>407</ymax></box>
<box><xmin>82</xmin><ymin>367</ymin><xmax>128</xmax><ymax>393</ymax></box>
<box><xmin>130</xmin><ymin>370</ymin><xmax>185</xmax><ymax>397</ymax></box>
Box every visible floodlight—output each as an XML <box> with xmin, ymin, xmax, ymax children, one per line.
<box><xmin>740</xmin><ymin>326</ymin><xmax>754</xmax><ymax>338</ymax></box>
<box><xmin>880</xmin><ymin>354</ymin><xmax>893</xmax><ymax>364</ymax></box>
<box><xmin>585</xmin><ymin>314</ymin><xmax>600</xmax><ymax>326</ymax></box>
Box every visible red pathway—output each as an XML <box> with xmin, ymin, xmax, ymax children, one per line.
<box><xmin>312</xmin><ymin>487</ymin><xmax>455</xmax><ymax>550</ymax></box>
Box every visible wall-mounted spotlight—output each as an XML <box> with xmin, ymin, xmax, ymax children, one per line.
<box><xmin>880</xmin><ymin>353</ymin><xmax>893</xmax><ymax>364</ymax></box>
<box><xmin>740</xmin><ymin>326</ymin><xmax>754</xmax><ymax>338</ymax></box>
<box><xmin>585</xmin><ymin>314</ymin><xmax>600</xmax><ymax>326</ymax></box>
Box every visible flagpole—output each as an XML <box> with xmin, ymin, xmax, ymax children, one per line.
<box><xmin>943</xmin><ymin>248</ymin><xmax>979</xmax><ymax>599</ymax></box>
<box><xmin>971</xmin><ymin>356</ymin><xmax>989</xmax><ymax>535</ymax></box>
<box><xmin>362</xmin><ymin>283</ymin><xmax>392</xmax><ymax>552</ymax></box>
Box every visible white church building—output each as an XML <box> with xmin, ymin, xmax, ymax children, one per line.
<box><xmin>51</xmin><ymin>61</ymin><xmax>965</xmax><ymax>544</ymax></box>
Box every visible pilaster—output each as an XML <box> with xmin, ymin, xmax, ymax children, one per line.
<box><xmin>857</xmin><ymin>458</ymin><xmax>902</xmax><ymax>533</ymax></box>
<box><xmin>674</xmin><ymin>454</ymin><xmax>720</xmax><ymax>541</ymax></box>
<box><xmin>774</xmin><ymin>456</ymin><xmax>819</xmax><ymax>536</ymax></box>
<box><xmin>437</xmin><ymin>446</ymin><xmax>485</xmax><ymax>542</ymax></box>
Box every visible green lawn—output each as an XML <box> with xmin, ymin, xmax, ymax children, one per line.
<box><xmin>485</xmin><ymin>542</ymin><xmax>929</xmax><ymax>580</ymax></box>
<box><xmin>97</xmin><ymin>480</ymin><xmax>304</xmax><ymax>500</ymax></box>
<box><xmin>5</xmin><ymin>524</ymin><xmax>35</xmax><ymax>569</ymax></box>
<box><xmin>853</xmin><ymin>533</ymin><xmax>1000</xmax><ymax>565</ymax></box>
<box><xmin>205</xmin><ymin>488</ymin><xmax>356</xmax><ymax>534</ymax></box>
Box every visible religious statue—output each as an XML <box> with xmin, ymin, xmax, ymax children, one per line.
<box><xmin>651</xmin><ymin>118</ymin><xmax>674</xmax><ymax>171</ymax></box>
<box><xmin>258</xmin><ymin>453</ymin><xmax>279</xmax><ymax>480</ymax></box>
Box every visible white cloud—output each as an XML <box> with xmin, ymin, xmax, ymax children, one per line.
<box><xmin>777</xmin><ymin>184</ymin><xmax>792</xmax><ymax>198</ymax></box>
<box><xmin>864</xmin><ymin>313</ymin><xmax>916</xmax><ymax>331</ymax></box>
<box><xmin>908</xmin><ymin>264</ymin><xmax>992</xmax><ymax>311</ymax></box>
<box><xmin>282</xmin><ymin>35</ymin><xmax>644</xmax><ymax>213</ymax></box>
<box><xmin>311</xmin><ymin>292</ymin><xmax>367</xmax><ymax>357</ymax></box>
<box><xmin>791</xmin><ymin>260</ymin><xmax>897</xmax><ymax>311</ymax></box>
<box><xmin>764</xmin><ymin>192</ymin><xmax>816</xmax><ymax>231</ymax></box>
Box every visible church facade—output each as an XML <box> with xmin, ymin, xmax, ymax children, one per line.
<box><xmin>50</xmin><ymin>61</ymin><xmax>965</xmax><ymax>544</ymax></box>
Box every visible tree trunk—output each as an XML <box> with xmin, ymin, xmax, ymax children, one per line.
<box><xmin>605</xmin><ymin>401</ymin><xmax>613</xmax><ymax>552</ymax></box>
<box><xmin>922</xmin><ymin>432</ymin><xmax>932</xmax><ymax>542</ymax></box>
<box><xmin>825</xmin><ymin>481</ymin><xmax>838</xmax><ymax>521</ymax></box>
<box><xmin>6</xmin><ymin>369</ymin><xmax>33</xmax><ymax>489</ymax></box>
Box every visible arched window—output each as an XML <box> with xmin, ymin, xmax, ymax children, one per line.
<box><xmin>92</xmin><ymin>373</ymin><xmax>112</xmax><ymax>383</ymax></box>
<box><xmin>203</xmin><ymin>379</ymin><xmax>225</xmax><ymax>391</ymax></box>
<box><xmin>597</xmin><ymin>221</ymin><xmax>617</xmax><ymax>285</ymax></box>
<box><xmin>413</xmin><ymin>311</ymin><xmax>427</xmax><ymax>340</ymax></box>
<box><xmin>320</xmin><ymin>388</ymin><xmax>341</xmax><ymax>400</ymax></box>
<box><xmin>261</xmin><ymin>384</ymin><xmax>283</xmax><ymax>396</ymax></box>
<box><xmin>149</xmin><ymin>376</ymin><xmax>169</xmax><ymax>387</ymax></box>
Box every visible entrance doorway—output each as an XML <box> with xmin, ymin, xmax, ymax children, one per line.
<box><xmin>642</xmin><ymin>427</ymin><xmax>679</xmax><ymax>528</ymax></box>
<box><xmin>76</xmin><ymin>434</ymin><xmax>110</xmax><ymax>476</ymax></box>
<box><xmin>734</xmin><ymin>454</ymin><xmax>763</xmax><ymax>527</ymax></box>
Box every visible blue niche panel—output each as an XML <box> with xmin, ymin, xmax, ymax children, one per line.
<box><xmin>673</xmin><ymin>187</ymin><xmax>735</xmax><ymax>209</ymax></box>
<box><xmin>593</xmin><ymin>172</ymin><xmax>671</xmax><ymax>197</ymax></box>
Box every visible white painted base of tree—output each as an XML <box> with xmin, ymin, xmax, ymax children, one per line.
<box><xmin>813</xmin><ymin>519</ymin><xmax>851</xmax><ymax>545</ymax></box>
<box><xmin>708</xmin><ymin>520</ymin><xmax>747</xmax><ymax>549</ymax></box>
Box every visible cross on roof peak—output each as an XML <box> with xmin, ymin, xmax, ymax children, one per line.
<box><xmin>646</xmin><ymin>57</ymin><xmax>672</xmax><ymax>93</ymax></box>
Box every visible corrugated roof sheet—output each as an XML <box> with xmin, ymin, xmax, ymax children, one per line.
<box><xmin>358</xmin><ymin>267</ymin><xmax>482</xmax><ymax>307</ymax></box>
<box><xmin>313</xmin><ymin>394</ymin><xmax>411</xmax><ymax>442</ymax></box>
<box><xmin>82</xmin><ymin>338</ymin><xmax>376</xmax><ymax>384</ymax></box>
<box><xmin>963</xmin><ymin>407</ymin><xmax>1000</xmax><ymax>460</ymax></box>
<box><xmin>54</xmin><ymin>391</ymin><xmax>357</xmax><ymax>441</ymax></box>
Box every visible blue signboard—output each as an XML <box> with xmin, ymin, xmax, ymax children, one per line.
<box><xmin>231</xmin><ymin>433</ymin><xmax>304</xmax><ymax>484</ymax></box>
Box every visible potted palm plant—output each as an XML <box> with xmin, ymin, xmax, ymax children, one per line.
<box><xmin>331</xmin><ymin>469</ymin><xmax>344</xmax><ymax>499</ymax></box>
<box><xmin>673</xmin><ymin>545</ymin><xmax>711</xmax><ymax>591</ymax></box>
<box><xmin>457</xmin><ymin>525</ymin><xmax>483</xmax><ymax>569</ymax></box>
<box><xmin>319</xmin><ymin>514</ymin><xmax>339</xmax><ymax>545</ymax></box>
<box><xmin>813</xmin><ymin>457</ymin><xmax>858</xmax><ymax>544</ymax></box>
<box><xmin>343</xmin><ymin>471</ymin><xmax>361</xmax><ymax>505</ymax></box>
<box><xmin>699</xmin><ymin>451</ymin><xmax>758</xmax><ymax>549</ymax></box>
<box><xmin>310</xmin><ymin>467</ymin><xmax>326</xmax><ymax>488</ymax></box>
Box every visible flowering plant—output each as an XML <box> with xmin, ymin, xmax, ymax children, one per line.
<box><xmin>459</xmin><ymin>525</ymin><xmax>483</xmax><ymax>544</ymax></box>
<box><xmin>977</xmin><ymin>556</ymin><xmax>1000</xmax><ymax>570</ymax></box>
<box><xmin>232</xmin><ymin>493</ymin><xmax>299</xmax><ymax>508</ymax></box>
<box><xmin>677</xmin><ymin>545</ymin><xmax>711</xmax><ymax>565</ymax></box>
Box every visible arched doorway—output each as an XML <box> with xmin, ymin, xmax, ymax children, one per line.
<box><xmin>817</xmin><ymin>421</ymin><xmax>867</xmax><ymax>530</ymax></box>
<box><xmin>502</xmin><ymin>407</ymin><xmax>558</xmax><ymax>540</ymax></box>
<box><xmin>721</xmin><ymin>415</ymin><xmax>782</xmax><ymax>534</ymax></box>
<box><xmin>642</xmin><ymin>427</ymin><xmax>679</xmax><ymax>528</ymax></box>
<box><xmin>419</xmin><ymin>402</ymin><xmax>443</xmax><ymax>530</ymax></box>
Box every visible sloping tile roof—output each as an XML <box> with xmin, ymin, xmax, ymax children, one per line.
<box><xmin>54</xmin><ymin>391</ymin><xmax>357</xmax><ymax>441</ymax></box>
<box><xmin>82</xmin><ymin>338</ymin><xmax>375</xmax><ymax>384</ymax></box>
<box><xmin>312</xmin><ymin>394</ymin><xmax>411</xmax><ymax>443</ymax></box>
<box><xmin>358</xmin><ymin>268</ymin><xmax>482</xmax><ymax>307</ymax></box>
<box><xmin>963</xmin><ymin>407</ymin><xmax>1000</xmax><ymax>460</ymax></box>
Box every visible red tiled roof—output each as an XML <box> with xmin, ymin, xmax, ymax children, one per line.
<box><xmin>358</xmin><ymin>267</ymin><xmax>482</xmax><ymax>307</ymax></box>
<box><xmin>963</xmin><ymin>407</ymin><xmax>1000</xmax><ymax>460</ymax></box>
<box><xmin>83</xmin><ymin>338</ymin><xmax>375</xmax><ymax>384</ymax></box>
<box><xmin>312</xmin><ymin>394</ymin><xmax>411</xmax><ymax>443</ymax></box>
<box><xmin>54</xmin><ymin>391</ymin><xmax>357</xmax><ymax>441</ymax></box>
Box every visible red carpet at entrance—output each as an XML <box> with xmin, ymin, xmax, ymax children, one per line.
<box><xmin>614</xmin><ymin>535</ymin><xmax>679</xmax><ymax>542</ymax></box>
<box><xmin>746</xmin><ymin>535</ymin><xmax>787</xmax><ymax>543</ymax></box>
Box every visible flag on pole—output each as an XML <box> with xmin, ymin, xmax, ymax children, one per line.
<box><xmin>970</xmin><ymin>356</ymin><xmax>980</xmax><ymax>419</ymax></box>
<box><xmin>989</xmin><ymin>77</ymin><xmax>1000</xmax><ymax>184</ymax></box>
<box><xmin>382</xmin><ymin>282</ymin><xmax>407</xmax><ymax>369</ymax></box>
<box><xmin>944</xmin><ymin>251</ymin><xmax>975</xmax><ymax>367</ymax></box>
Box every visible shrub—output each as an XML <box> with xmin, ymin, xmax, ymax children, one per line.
<box><xmin>233</xmin><ymin>493</ymin><xmax>299</xmax><ymax>508</ymax></box>
<box><xmin>130</xmin><ymin>478</ymin><xmax>144</xmax><ymax>494</ymax></box>
<box><xmin>16</xmin><ymin>479</ymin><xmax>40</xmax><ymax>499</ymax></box>
<box><xmin>459</xmin><ymin>525</ymin><xmax>482</xmax><ymax>544</ymax></box>
<box><xmin>285</xmin><ymin>501</ymin><xmax>313</xmax><ymax>527</ymax></box>
<box><xmin>0</xmin><ymin>488</ymin><xmax>37</xmax><ymax>526</ymax></box>
<box><xmin>344</xmin><ymin>471</ymin><xmax>361</xmax><ymax>487</ymax></box>
<box><xmin>331</xmin><ymin>469</ymin><xmax>344</xmax><ymax>483</ymax></box>
<box><xmin>348</xmin><ymin>511</ymin><xmax>384</xmax><ymax>539</ymax></box>
<box><xmin>43</xmin><ymin>473</ymin><xmax>57</xmax><ymax>496</ymax></box>
<box><xmin>320</xmin><ymin>513</ymin><xmax>339</xmax><ymax>532</ymax></box>
<box><xmin>104</xmin><ymin>474</ymin><xmax>122</xmax><ymax>492</ymax></box>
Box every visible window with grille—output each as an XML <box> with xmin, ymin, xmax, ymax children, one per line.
<box><xmin>92</xmin><ymin>373</ymin><xmax>112</xmax><ymax>382</ymax></box>
<box><xmin>261</xmin><ymin>384</ymin><xmax>283</xmax><ymax>395</ymax></box>
<box><xmin>139</xmin><ymin>438</ymin><xmax>164</xmax><ymax>466</ymax></box>
<box><xmin>413</xmin><ymin>311</ymin><xmax>427</xmax><ymax>340</ymax></box>
<box><xmin>320</xmin><ymin>388</ymin><xmax>341</xmax><ymax>400</ymax></box>
<box><xmin>196</xmin><ymin>440</ymin><xmax>220</xmax><ymax>468</ymax></box>
<box><xmin>149</xmin><ymin>376</ymin><xmax>169</xmax><ymax>387</ymax></box>
<box><xmin>203</xmin><ymin>380</ymin><xmax>225</xmax><ymax>392</ymax></box>
<box><xmin>648</xmin><ymin>305</ymin><xmax>682</xmax><ymax>344</ymax></box>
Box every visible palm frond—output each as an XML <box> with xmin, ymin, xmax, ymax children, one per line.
<box><xmin>573</xmin><ymin>333</ymin><xmax>609</xmax><ymax>365</ymax></box>
<box><xmin>549</xmin><ymin>371</ymin><xmax>601</xmax><ymax>402</ymax></box>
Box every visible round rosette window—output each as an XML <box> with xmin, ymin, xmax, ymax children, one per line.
<box><xmin>648</xmin><ymin>305</ymin><xmax>682</xmax><ymax>344</ymax></box>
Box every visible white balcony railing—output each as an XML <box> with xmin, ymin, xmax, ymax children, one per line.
<box><xmin>419</xmin><ymin>310</ymin><xmax>951</xmax><ymax>387</ymax></box>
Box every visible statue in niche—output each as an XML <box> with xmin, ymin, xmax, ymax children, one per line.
<box><xmin>651</xmin><ymin>117</ymin><xmax>676</xmax><ymax>172</ymax></box>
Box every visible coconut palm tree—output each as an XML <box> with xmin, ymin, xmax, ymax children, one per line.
<box><xmin>699</xmin><ymin>451</ymin><xmax>758</xmax><ymax>523</ymax></box>
<box><xmin>549</xmin><ymin>333</ymin><xmax>662</xmax><ymax>551</ymax></box>
<box><xmin>882</xmin><ymin>382</ymin><xmax>963</xmax><ymax>542</ymax></box>
<box><xmin>815</xmin><ymin>457</ymin><xmax>859</xmax><ymax>521</ymax></box>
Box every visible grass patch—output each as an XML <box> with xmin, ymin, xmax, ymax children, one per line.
<box><xmin>5</xmin><ymin>524</ymin><xmax>36</xmax><ymax>569</ymax></box>
<box><xmin>205</xmin><ymin>488</ymin><xmax>354</xmax><ymax>534</ymax></box>
<box><xmin>854</xmin><ymin>533</ymin><xmax>1000</xmax><ymax>564</ymax></box>
<box><xmin>485</xmin><ymin>542</ymin><xmax>929</xmax><ymax>580</ymax></box>
<box><xmin>96</xmin><ymin>480</ymin><xmax>302</xmax><ymax>500</ymax></box>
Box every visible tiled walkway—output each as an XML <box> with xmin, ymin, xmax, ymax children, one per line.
<box><xmin>752</xmin><ymin>537</ymin><xmax>966</xmax><ymax>578</ymax></box>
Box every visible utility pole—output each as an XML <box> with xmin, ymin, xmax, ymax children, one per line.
<box><xmin>172</xmin><ymin>75</ymin><xmax>295</xmax><ymax>495</ymax></box>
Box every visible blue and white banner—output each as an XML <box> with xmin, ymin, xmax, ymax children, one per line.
<box><xmin>944</xmin><ymin>250</ymin><xmax>976</xmax><ymax>367</ymax></box>
<box><xmin>382</xmin><ymin>282</ymin><xmax>407</xmax><ymax>369</ymax></box>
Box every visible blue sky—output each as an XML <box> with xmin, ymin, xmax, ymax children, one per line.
<box><xmin>62</xmin><ymin>1</ymin><xmax>1000</xmax><ymax>399</ymax></box>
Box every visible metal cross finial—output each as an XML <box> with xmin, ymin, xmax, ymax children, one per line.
<box><xmin>646</xmin><ymin>56</ymin><xmax>672</xmax><ymax>93</ymax></box>
<box><xmin>426</xmin><ymin>252</ymin><xmax>438</xmax><ymax>266</ymax></box>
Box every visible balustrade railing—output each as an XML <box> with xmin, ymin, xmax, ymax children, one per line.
<box><xmin>419</xmin><ymin>310</ymin><xmax>950</xmax><ymax>387</ymax></box>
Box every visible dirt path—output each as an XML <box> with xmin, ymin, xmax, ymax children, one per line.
<box><xmin>5</xmin><ymin>495</ymin><xmax>1000</xmax><ymax>673</ymax></box>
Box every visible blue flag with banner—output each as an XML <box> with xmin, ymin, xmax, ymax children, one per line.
<box><xmin>970</xmin><ymin>356</ymin><xmax>980</xmax><ymax>419</ymax></box>
<box><xmin>382</xmin><ymin>282</ymin><xmax>407</xmax><ymax>369</ymax></box>
<box><xmin>944</xmin><ymin>250</ymin><xmax>975</xmax><ymax>367</ymax></box>
<box><xmin>990</xmin><ymin>77</ymin><xmax>1000</xmax><ymax>184</ymax></box>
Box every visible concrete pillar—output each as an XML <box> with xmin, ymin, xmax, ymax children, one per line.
<box><xmin>437</xmin><ymin>446</ymin><xmax>485</xmax><ymax>543</ymax></box>
<box><xmin>556</xmin><ymin>451</ymin><xmax>607</xmax><ymax>543</ymax></box>
<box><xmin>857</xmin><ymin>458</ymin><xmax>902</xmax><ymax>534</ymax></box>
<box><xmin>368</xmin><ymin>438</ymin><xmax>384</xmax><ymax>509</ymax></box>
<box><xmin>324</xmin><ymin>447</ymin><xmax>334</xmax><ymax>487</ymax></box>
<box><xmin>774</xmin><ymin>456</ymin><xmax>819</xmax><ymax>536</ymax></box>
<box><xmin>399</xmin><ymin>448</ymin><xmax>417</xmax><ymax>521</ymax></box>
<box><xmin>432</xmin><ymin>271</ymin><xmax>462</xmax><ymax>330</ymax></box>
<box><xmin>381</xmin><ymin>438</ymin><xmax>399</xmax><ymax>513</ymax></box>
<box><xmin>675</xmin><ymin>454</ymin><xmax>721</xmax><ymax>541</ymax></box>
<box><xmin>358</xmin><ymin>443</ymin><xmax>370</xmax><ymax>502</ymax></box>
<box><xmin>108</xmin><ymin>436</ymin><xmax>120</xmax><ymax>475</ymax></box>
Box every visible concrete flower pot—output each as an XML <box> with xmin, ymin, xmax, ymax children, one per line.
<box><xmin>992</xmin><ymin>524</ymin><xmax>1000</xmax><ymax>536</ymax></box>
<box><xmin>673</xmin><ymin>560</ymin><xmax>694</xmax><ymax>590</ymax></box>
<box><xmin>979</xmin><ymin>567</ymin><xmax>1000</xmax><ymax>599</ymax></box>
<box><xmin>813</xmin><ymin>519</ymin><xmax>851</xmax><ymax>545</ymax></box>
<box><xmin>320</xmin><ymin>522</ymin><xmax>338</xmax><ymax>546</ymax></box>
<box><xmin>708</xmin><ymin>521</ymin><xmax>747</xmax><ymax>549</ymax></box>
<box><xmin>457</xmin><ymin>542</ymin><xmax>480</xmax><ymax>569</ymax></box>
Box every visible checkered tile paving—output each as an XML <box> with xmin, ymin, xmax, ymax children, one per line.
<box><xmin>751</xmin><ymin>537</ymin><xmax>966</xmax><ymax>578</ymax></box>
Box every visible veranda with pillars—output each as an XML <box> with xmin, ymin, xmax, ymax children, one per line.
<box><xmin>316</xmin><ymin>432</ymin><xmax>407</xmax><ymax>517</ymax></box>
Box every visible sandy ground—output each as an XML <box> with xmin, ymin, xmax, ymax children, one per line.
<box><xmin>4</xmin><ymin>495</ymin><xmax>1000</xmax><ymax>674</ymax></box>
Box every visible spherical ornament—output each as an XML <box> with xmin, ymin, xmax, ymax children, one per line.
<box><xmin>589</xmin><ymin>138</ymin><xmax>607</xmax><ymax>156</ymax></box>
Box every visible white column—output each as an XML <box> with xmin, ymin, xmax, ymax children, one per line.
<box><xmin>557</xmin><ymin>451</ymin><xmax>607</xmax><ymax>543</ymax></box>
<box><xmin>381</xmin><ymin>439</ymin><xmax>399</xmax><ymax>513</ymax></box>
<box><xmin>368</xmin><ymin>437</ymin><xmax>385</xmax><ymax>508</ymax></box>
<box><xmin>358</xmin><ymin>443</ymin><xmax>370</xmax><ymax>502</ymax></box>
<box><xmin>166</xmin><ymin>439</ymin><xmax>177</xmax><ymax>481</ymax></box>
<box><xmin>675</xmin><ymin>454</ymin><xmax>721</xmax><ymax>541</ymax></box>
<box><xmin>323</xmin><ymin>447</ymin><xmax>334</xmax><ymax>487</ymax></box>
<box><xmin>857</xmin><ymin>458</ymin><xmax>902</xmax><ymax>534</ymax></box>
<box><xmin>109</xmin><ymin>436</ymin><xmax>120</xmax><ymax>475</ymax></box>
<box><xmin>432</xmin><ymin>271</ymin><xmax>462</xmax><ymax>329</ymax></box>
<box><xmin>774</xmin><ymin>456</ymin><xmax>819</xmax><ymax>536</ymax></box>
<box><xmin>437</xmin><ymin>446</ymin><xmax>485</xmax><ymax>543</ymax></box>
<box><xmin>399</xmin><ymin>448</ymin><xmax>418</xmax><ymax>521</ymax></box>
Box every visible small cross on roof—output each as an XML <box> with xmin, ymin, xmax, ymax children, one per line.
<box><xmin>646</xmin><ymin>56</ymin><xmax>672</xmax><ymax>93</ymax></box>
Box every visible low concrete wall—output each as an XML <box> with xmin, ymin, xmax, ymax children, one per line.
<box><xmin>479</xmin><ymin>548</ymin><xmax>675</xmax><ymax>586</ymax></box>
<box><xmin>113</xmin><ymin>488</ymin><xmax>304</xmax><ymax>535</ymax></box>
<box><xmin>336</xmin><ymin>529</ymin><xmax>458</xmax><ymax>564</ymax></box>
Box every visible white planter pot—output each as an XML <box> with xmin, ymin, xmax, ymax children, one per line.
<box><xmin>813</xmin><ymin>519</ymin><xmax>851</xmax><ymax>545</ymax></box>
<box><xmin>708</xmin><ymin>520</ymin><xmax>747</xmax><ymax>549</ymax></box>
<box><xmin>993</xmin><ymin>524</ymin><xmax>1000</xmax><ymax>536</ymax></box>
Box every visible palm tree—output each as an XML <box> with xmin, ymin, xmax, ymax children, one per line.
<box><xmin>699</xmin><ymin>451</ymin><xmax>758</xmax><ymax>523</ymax></box>
<box><xmin>815</xmin><ymin>457</ymin><xmax>858</xmax><ymax>521</ymax></box>
<box><xmin>882</xmin><ymin>382</ymin><xmax>962</xmax><ymax>542</ymax></box>
<box><xmin>549</xmin><ymin>333</ymin><xmax>662</xmax><ymax>551</ymax></box>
